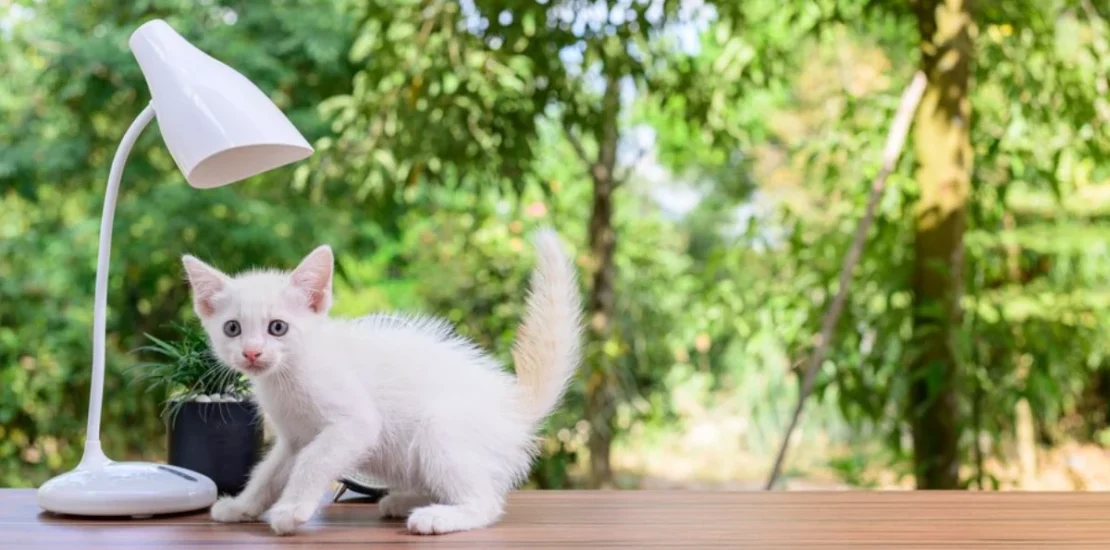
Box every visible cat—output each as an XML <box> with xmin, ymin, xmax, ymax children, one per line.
<box><xmin>181</xmin><ymin>228</ymin><xmax>582</xmax><ymax>536</ymax></box>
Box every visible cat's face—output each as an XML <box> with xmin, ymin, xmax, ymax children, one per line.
<box><xmin>181</xmin><ymin>246</ymin><xmax>333</xmax><ymax>379</ymax></box>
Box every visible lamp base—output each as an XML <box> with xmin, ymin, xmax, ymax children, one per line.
<box><xmin>38</xmin><ymin>461</ymin><xmax>217</xmax><ymax>517</ymax></box>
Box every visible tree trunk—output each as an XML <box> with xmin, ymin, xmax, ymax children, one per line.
<box><xmin>1003</xmin><ymin>213</ymin><xmax>1037</xmax><ymax>487</ymax></box>
<box><xmin>584</xmin><ymin>74</ymin><xmax>621</xmax><ymax>489</ymax></box>
<box><xmin>909</xmin><ymin>0</ymin><xmax>973</xmax><ymax>490</ymax></box>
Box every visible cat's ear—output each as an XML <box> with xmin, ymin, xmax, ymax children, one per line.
<box><xmin>290</xmin><ymin>245</ymin><xmax>333</xmax><ymax>314</ymax></box>
<box><xmin>182</xmin><ymin>255</ymin><xmax>231</xmax><ymax>318</ymax></box>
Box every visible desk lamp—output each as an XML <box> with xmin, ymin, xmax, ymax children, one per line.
<box><xmin>37</xmin><ymin>19</ymin><xmax>313</xmax><ymax>517</ymax></box>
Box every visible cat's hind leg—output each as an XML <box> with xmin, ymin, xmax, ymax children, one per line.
<box><xmin>406</xmin><ymin>495</ymin><xmax>504</xmax><ymax>535</ymax></box>
<box><xmin>404</xmin><ymin>454</ymin><xmax>506</xmax><ymax>535</ymax></box>
<box><xmin>402</xmin><ymin>401</ymin><xmax>527</xmax><ymax>534</ymax></box>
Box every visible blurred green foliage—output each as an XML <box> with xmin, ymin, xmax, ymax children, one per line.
<box><xmin>2</xmin><ymin>0</ymin><xmax>1110</xmax><ymax>491</ymax></box>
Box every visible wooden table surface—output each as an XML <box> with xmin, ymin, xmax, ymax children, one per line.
<box><xmin>4</xmin><ymin>488</ymin><xmax>1110</xmax><ymax>548</ymax></box>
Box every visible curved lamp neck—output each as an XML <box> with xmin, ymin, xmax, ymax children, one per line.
<box><xmin>80</xmin><ymin>103</ymin><xmax>156</xmax><ymax>469</ymax></box>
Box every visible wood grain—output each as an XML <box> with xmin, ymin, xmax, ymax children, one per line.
<box><xmin>4</xmin><ymin>489</ymin><xmax>1110</xmax><ymax>548</ymax></box>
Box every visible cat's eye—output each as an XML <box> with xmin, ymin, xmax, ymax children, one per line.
<box><xmin>223</xmin><ymin>320</ymin><xmax>241</xmax><ymax>337</ymax></box>
<box><xmin>268</xmin><ymin>320</ymin><xmax>288</xmax><ymax>337</ymax></box>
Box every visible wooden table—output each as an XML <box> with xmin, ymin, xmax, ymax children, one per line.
<box><xmin>4</xmin><ymin>489</ymin><xmax>1110</xmax><ymax>548</ymax></box>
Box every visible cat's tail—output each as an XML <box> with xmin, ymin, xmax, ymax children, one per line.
<box><xmin>512</xmin><ymin>228</ymin><xmax>583</xmax><ymax>428</ymax></box>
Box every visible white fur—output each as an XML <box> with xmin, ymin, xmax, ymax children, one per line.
<box><xmin>184</xmin><ymin>229</ymin><xmax>582</xmax><ymax>536</ymax></box>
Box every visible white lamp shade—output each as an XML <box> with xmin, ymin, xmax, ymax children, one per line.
<box><xmin>128</xmin><ymin>20</ymin><xmax>313</xmax><ymax>188</ymax></box>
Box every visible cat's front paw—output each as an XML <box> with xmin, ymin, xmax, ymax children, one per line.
<box><xmin>210</xmin><ymin>496</ymin><xmax>260</xmax><ymax>523</ymax></box>
<box><xmin>268</xmin><ymin>500</ymin><xmax>317</xmax><ymax>536</ymax></box>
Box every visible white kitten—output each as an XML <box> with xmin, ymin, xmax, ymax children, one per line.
<box><xmin>181</xmin><ymin>229</ymin><xmax>582</xmax><ymax>536</ymax></box>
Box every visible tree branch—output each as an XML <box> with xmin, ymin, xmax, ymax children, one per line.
<box><xmin>614</xmin><ymin>145</ymin><xmax>649</xmax><ymax>188</ymax></box>
<box><xmin>596</xmin><ymin>73</ymin><xmax>621</xmax><ymax>187</ymax></box>
<box><xmin>566</xmin><ymin>129</ymin><xmax>592</xmax><ymax>167</ymax></box>
<box><xmin>764</xmin><ymin>71</ymin><xmax>927</xmax><ymax>491</ymax></box>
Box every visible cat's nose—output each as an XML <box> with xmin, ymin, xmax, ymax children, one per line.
<box><xmin>242</xmin><ymin>349</ymin><xmax>263</xmax><ymax>362</ymax></box>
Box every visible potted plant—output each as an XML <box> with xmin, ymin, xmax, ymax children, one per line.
<box><xmin>130</xmin><ymin>321</ymin><xmax>263</xmax><ymax>496</ymax></box>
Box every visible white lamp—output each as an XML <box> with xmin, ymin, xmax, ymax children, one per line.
<box><xmin>37</xmin><ymin>19</ymin><xmax>313</xmax><ymax>517</ymax></box>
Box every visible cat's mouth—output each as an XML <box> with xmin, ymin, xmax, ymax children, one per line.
<box><xmin>240</xmin><ymin>362</ymin><xmax>271</xmax><ymax>375</ymax></box>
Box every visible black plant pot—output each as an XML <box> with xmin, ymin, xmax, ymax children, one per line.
<box><xmin>167</xmin><ymin>400</ymin><xmax>263</xmax><ymax>496</ymax></box>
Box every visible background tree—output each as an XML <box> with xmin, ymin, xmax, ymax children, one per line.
<box><xmin>909</xmin><ymin>0</ymin><xmax>974</xmax><ymax>490</ymax></box>
<box><xmin>759</xmin><ymin>0</ymin><xmax>1110</xmax><ymax>489</ymax></box>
